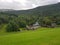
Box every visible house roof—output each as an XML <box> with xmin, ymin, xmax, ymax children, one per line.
<box><xmin>33</xmin><ymin>22</ymin><xmax>39</xmax><ymax>26</ymax></box>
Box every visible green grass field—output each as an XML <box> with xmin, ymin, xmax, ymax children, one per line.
<box><xmin>0</xmin><ymin>28</ymin><xmax>60</xmax><ymax>45</ymax></box>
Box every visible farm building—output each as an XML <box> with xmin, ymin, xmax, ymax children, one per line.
<box><xmin>26</xmin><ymin>22</ymin><xmax>40</xmax><ymax>30</ymax></box>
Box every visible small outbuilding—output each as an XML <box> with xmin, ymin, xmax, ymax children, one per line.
<box><xmin>26</xmin><ymin>22</ymin><xmax>40</xmax><ymax>30</ymax></box>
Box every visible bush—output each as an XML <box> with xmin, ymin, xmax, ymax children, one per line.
<box><xmin>6</xmin><ymin>21</ymin><xmax>20</xmax><ymax>32</ymax></box>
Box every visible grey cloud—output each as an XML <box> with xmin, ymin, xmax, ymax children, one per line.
<box><xmin>28</xmin><ymin>0</ymin><xmax>58</xmax><ymax>6</ymax></box>
<box><xmin>0</xmin><ymin>2</ymin><xmax>23</xmax><ymax>9</ymax></box>
<box><xmin>0</xmin><ymin>0</ymin><xmax>59</xmax><ymax>10</ymax></box>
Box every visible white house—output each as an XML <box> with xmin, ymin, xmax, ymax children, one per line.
<box><xmin>26</xmin><ymin>22</ymin><xmax>40</xmax><ymax>30</ymax></box>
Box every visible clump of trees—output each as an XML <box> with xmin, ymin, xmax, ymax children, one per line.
<box><xmin>38</xmin><ymin>17</ymin><xmax>56</xmax><ymax>27</ymax></box>
<box><xmin>0</xmin><ymin>12</ymin><xmax>60</xmax><ymax>32</ymax></box>
<box><xmin>6</xmin><ymin>21</ymin><xmax>20</xmax><ymax>32</ymax></box>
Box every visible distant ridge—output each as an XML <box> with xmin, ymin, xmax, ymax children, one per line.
<box><xmin>0</xmin><ymin>2</ymin><xmax>60</xmax><ymax>16</ymax></box>
<box><xmin>0</xmin><ymin>9</ymin><xmax>15</xmax><ymax>12</ymax></box>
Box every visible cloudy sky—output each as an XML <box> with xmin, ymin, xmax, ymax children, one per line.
<box><xmin>0</xmin><ymin>0</ymin><xmax>60</xmax><ymax>10</ymax></box>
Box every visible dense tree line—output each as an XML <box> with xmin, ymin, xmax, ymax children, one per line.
<box><xmin>0</xmin><ymin>12</ymin><xmax>60</xmax><ymax>32</ymax></box>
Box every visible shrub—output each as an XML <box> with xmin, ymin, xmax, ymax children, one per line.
<box><xmin>6</xmin><ymin>21</ymin><xmax>20</xmax><ymax>32</ymax></box>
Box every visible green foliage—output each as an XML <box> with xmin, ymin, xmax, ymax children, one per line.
<box><xmin>39</xmin><ymin>17</ymin><xmax>53</xmax><ymax>26</ymax></box>
<box><xmin>19</xmin><ymin>21</ymin><xmax>26</xmax><ymax>28</ymax></box>
<box><xmin>6</xmin><ymin>21</ymin><xmax>20</xmax><ymax>32</ymax></box>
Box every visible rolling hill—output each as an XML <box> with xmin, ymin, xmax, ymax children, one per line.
<box><xmin>0</xmin><ymin>3</ymin><xmax>60</xmax><ymax>16</ymax></box>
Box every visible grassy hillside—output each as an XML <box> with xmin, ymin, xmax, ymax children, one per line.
<box><xmin>0</xmin><ymin>28</ymin><xmax>60</xmax><ymax>45</ymax></box>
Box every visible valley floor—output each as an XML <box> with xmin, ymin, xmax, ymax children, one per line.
<box><xmin>0</xmin><ymin>28</ymin><xmax>60</xmax><ymax>45</ymax></box>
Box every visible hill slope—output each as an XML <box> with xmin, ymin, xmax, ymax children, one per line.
<box><xmin>2</xmin><ymin>3</ymin><xmax>60</xmax><ymax>16</ymax></box>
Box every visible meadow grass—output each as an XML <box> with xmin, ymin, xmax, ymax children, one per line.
<box><xmin>0</xmin><ymin>27</ymin><xmax>60</xmax><ymax>45</ymax></box>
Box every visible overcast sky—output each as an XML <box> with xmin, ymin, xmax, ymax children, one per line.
<box><xmin>0</xmin><ymin>0</ymin><xmax>60</xmax><ymax>10</ymax></box>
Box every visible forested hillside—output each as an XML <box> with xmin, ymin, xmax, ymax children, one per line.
<box><xmin>0</xmin><ymin>3</ymin><xmax>60</xmax><ymax>32</ymax></box>
<box><xmin>2</xmin><ymin>3</ymin><xmax>60</xmax><ymax>16</ymax></box>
